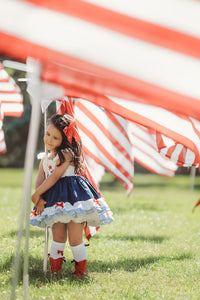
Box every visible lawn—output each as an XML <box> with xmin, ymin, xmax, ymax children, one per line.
<box><xmin>0</xmin><ymin>169</ymin><xmax>200</xmax><ymax>299</ymax></box>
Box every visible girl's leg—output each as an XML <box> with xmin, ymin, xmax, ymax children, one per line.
<box><xmin>68</xmin><ymin>221</ymin><xmax>87</xmax><ymax>277</ymax></box>
<box><xmin>49</xmin><ymin>223</ymin><xmax>67</xmax><ymax>274</ymax></box>
<box><xmin>52</xmin><ymin>222</ymin><xmax>68</xmax><ymax>243</ymax></box>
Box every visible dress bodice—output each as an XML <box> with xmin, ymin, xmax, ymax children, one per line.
<box><xmin>43</xmin><ymin>153</ymin><xmax>75</xmax><ymax>178</ymax></box>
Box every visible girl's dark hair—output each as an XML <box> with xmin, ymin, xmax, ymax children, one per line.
<box><xmin>48</xmin><ymin>114</ymin><xmax>85</xmax><ymax>175</ymax></box>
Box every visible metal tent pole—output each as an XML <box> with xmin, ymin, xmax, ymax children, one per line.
<box><xmin>43</xmin><ymin>109</ymin><xmax>49</xmax><ymax>275</ymax></box>
<box><xmin>190</xmin><ymin>166</ymin><xmax>196</xmax><ymax>197</ymax></box>
<box><xmin>10</xmin><ymin>58</ymin><xmax>42</xmax><ymax>300</ymax></box>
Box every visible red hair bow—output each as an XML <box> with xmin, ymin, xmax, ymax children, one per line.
<box><xmin>63</xmin><ymin>120</ymin><xmax>81</xmax><ymax>144</ymax></box>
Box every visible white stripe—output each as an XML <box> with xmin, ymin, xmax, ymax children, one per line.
<box><xmin>0</xmin><ymin>83</ymin><xmax>15</xmax><ymax>92</ymax></box>
<box><xmin>185</xmin><ymin>149</ymin><xmax>196</xmax><ymax>166</ymax></box>
<box><xmin>84</xmin><ymin>0</ymin><xmax>200</xmax><ymax>38</ymax></box>
<box><xmin>0</xmin><ymin>68</ymin><xmax>9</xmax><ymax>80</ymax></box>
<box><xmin>1</xmin><ymin>103</ymin><xmax>23</xmax><ymax>113</ymax></box>
<box><xmin>0</xmin><ymin>143</ymin><xmax>6</xmax><ymax>152</ymax></box>
<box><xmin>0</xmin><ymin>94</ymin><xmax>23</xmax><ymax>101</ymax></box>
<box><xmin>0</xmin><ymin>1</ymin><xmax>200</xmax><ymax>99</ymax></box>
<box><xmin>85</xmin><ymin>155</ymin><xmax>105</xmax><ymax>186</ymax></box>
<box><xmin>170</xmin><ymin>145</ymin><xmax>182</xmax><ymax>163</ymax></box>
<box><xmin>0</xmin><ymin>82</ymin><xmax>19</xmax><ymax>91</ymax></box>
<box><xmin>0</xmin><ymin>129</ymin><xmax>4</xmax><ymax>140</ymax></box>
<box><xmin>0</xmin><ymin>127</ymin><xmax>6</xmax><ymax>152</ymax></box>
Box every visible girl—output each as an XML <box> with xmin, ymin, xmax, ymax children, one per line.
<box><xmin>30</xmin><ymin>114</ymin><xmax>113</xmax><ymax>277</ymax></box>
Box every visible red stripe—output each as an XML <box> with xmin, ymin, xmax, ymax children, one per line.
<box><xmin>79</xmin><ymin>122</ymin><xmax>132</xmax><ymax>181</ymax></box>
<box><xmin>166</xmin><ymin>145</ymin><xmax>178</xmax><ymax>162</ymax></box>
<box><xmin>187</xmin><ymin>117</ymin><xmax>200</xmax><ymax>140</ymax></box>
<box><xmin>1</xmin><ymin>101</ymin><xmax>23</xmax><ymax>104</ymax></box>
<box><xmin>0</xmin><ymin>148</ymin><xmax>7</xmax><ymax>155</ymax></box>
<box><xmin>1</xmin><ymin>33</ymin><xmax>200</xmax><ymax>120</ymax></box>
<box><xmin>76</xmin><ymin>102</ymin><xmax>133</xmax><ymax>163</ymax></box>
<box><xmin>0</xmin><ymin>78</ymin><xmax>9</xmax><ymax>83</ymax></box>
<box><xmin>22</xmin><ymin>0</ymin><xmax>200</xmax><ymax>59</ymax></box>
<box><xmin>178</xmin><ymin>147</ymin><xmax>187</xmax><ymax>166</ymax></box>
<box><xmin>3</xmin><ymin>112</ymin><xmax>23</xmax><ymax>117</ymax></box>
<box><xmin>156</xmin><ymin>133</ymin><xmax>166</xmax><ymax>152</ymax></box>
<box><xmin>0</xmin><ymin>91</ymin><xmax>21</xmax><ymax>95</ymax></box>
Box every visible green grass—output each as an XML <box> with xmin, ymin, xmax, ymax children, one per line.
<box><xmin>1</xmin><ymin>169</ymin><xmax>200</xmax><ymax>299</ymax></box>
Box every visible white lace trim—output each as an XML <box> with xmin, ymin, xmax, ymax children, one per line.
<box><xmin>30</xmin><ymin>197</ymin><xmax>113</xmax><ymax>228</ymax></box>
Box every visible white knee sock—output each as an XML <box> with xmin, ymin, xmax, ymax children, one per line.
<box><xmin>70</xmin><ymin>242</ymin><xmax>87</xmax><ymax>262</ymax></box>
<box><xmin>50</xmin><ymin>240</ymin><xmax>66</xmax><ymax>259</ymax></box>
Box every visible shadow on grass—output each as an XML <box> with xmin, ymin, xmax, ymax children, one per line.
<box><xmin>105</xmin><ymin>233</ymin><xmax>169</xmax><ymax>243</ymax></box>
<box><xmin>88</xmin><ymin>252</ymin><xmax>193</xmax><ymax>273</ymax></box>
<box><xmin>0</xmin><ymin>254</ymin><xmax>91</xmax><ymax>286</ymax></box>
<box><xmin>0</xmin><ymin>251</ymin><xmax>192</xmax><ymax>287</ymax></box>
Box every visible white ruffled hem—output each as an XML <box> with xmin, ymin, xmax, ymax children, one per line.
<box><xmin>30</xmin><ymin>197</ymin><xmax>113</xmax><ymax>228</ymax></box>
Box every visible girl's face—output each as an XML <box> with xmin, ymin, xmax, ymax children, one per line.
<box><xmin>44</xmin><ymin>124</ymin><xmax>62</xmax><ymax>153</ymax></box>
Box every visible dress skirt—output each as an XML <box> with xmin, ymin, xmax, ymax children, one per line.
<box><xmin>30</xmin><ymin>175</ymin><xmax>113</xmax><ymax>228</ymax></box>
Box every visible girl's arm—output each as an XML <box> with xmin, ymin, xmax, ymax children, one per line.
<box><xmin>32</xmin><ymin>154</ymin><xmax>71</xmax><ymax>204</ymax></box>
<box><xmin>32</xmin><ymin>159</ymin><xmax>45</xmax><ymax>206</ymax></box>
<box><xmin>35</xmin><ymin>159</ymin><xmax>45</xmax><ymax>188</ymax></box>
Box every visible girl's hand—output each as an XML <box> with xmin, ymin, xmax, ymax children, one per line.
<box><xmin>31</xmin><ymin>192</ymin><xmax>40</xmax><ymax>207</ymax></box>
<box><xmin>36</xmin><ymin>198</ymin><xmax>47</xmax><ymax>215</ymax></box>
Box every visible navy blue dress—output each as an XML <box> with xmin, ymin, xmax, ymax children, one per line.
<box><xmin>30</xmin><ymin>154</ymin><xmax>113</xmax><ymax>228</ymax></box>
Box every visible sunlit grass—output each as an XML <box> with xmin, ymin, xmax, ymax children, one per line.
<box><xmin>0</xmin><ymin>169</ymin><xmax>200</xmax><ymax>299</ymax></box>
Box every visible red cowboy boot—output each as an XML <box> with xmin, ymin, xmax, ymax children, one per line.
<box><xmin>74</xmin><ymin>260</ymin><xmax>87</xmax><ymax>278</ymax></box>
<box><xmin>50</xmin><ymin>256</ymin><xmax>65</xmax><ymax>274</ymax></box>
<box><xmin>50</xmin><ymin>257</ymin><xmax>63</xmax><ymax>274</ymax></box>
